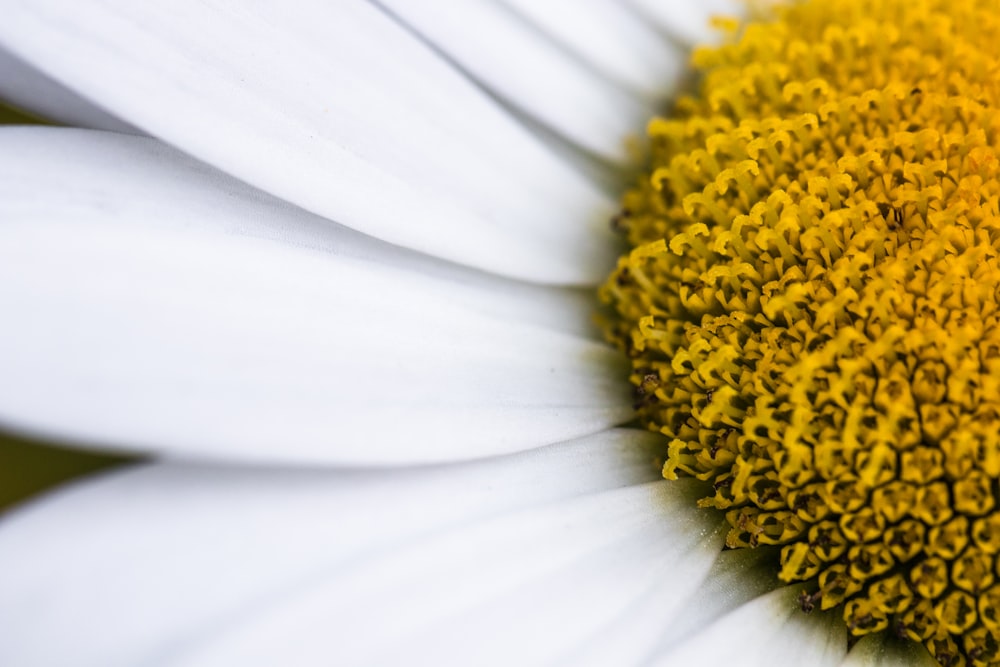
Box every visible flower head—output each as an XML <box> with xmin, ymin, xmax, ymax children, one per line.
<box><xmin>0</xmin><ymin>0</ymin><xmax>989</xmax><ymax>665</ymax></box>
<box><xmin>603</xmin><ymin>1</ymin><xmax>1000</xmax><ymax>664</ymax></box>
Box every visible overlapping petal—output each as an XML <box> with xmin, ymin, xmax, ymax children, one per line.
<box><xmin>562</xmin><ymin>548</ymin><xmax>779</xmax><ymax>664</ymax></box>
<box><xmin>655</xmin><ymin>586</ymin><xmax>848</xmax><ymax>666</ymax></box>
<box><xmin>0</xmin><ymin>127</ymin><xmax>631</xmax><ymax>464</ymax></box>
<box><xmin>374</xmin><ymin>0</ymin><xmax>654</xmax><ymax>163</ymax></box>
<box><xmin>0</xmin><ymin>0</ymin><xmax>624</xmax><ymax>284</ymax></box>
<box><xmin>499</xmin><ymin>0</ymin><xmax>684</xmax><ymax>101</ymax></box>
<box><xmin>0</xmin><ymin>430</ymin><xmax>725</xmax><ymax>666</ymax></box>
<box><xmin>0</xmin><ymin>45</ymin><xmax>133</xmax><ymax>132</ymax></box>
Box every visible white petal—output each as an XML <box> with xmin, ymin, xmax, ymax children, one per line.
<box><xmin>0</xmin><ymin>0</ymin><xmax>620</xmax><ymax>284</ymax></box>
<box><xmin>645</xmin><ymin>548</ymin><xmax>781</xmax><ymax>655</ymax></box>
<box><xmin>374</xmin><ymin>0</ymin><xmax>655</xmax><ymax>163</ymax></box>
<box><xmin>0</xmin><ymin>127</ymin><xmax>631</xmax><ymax>465</ymax></box>
<box><xmin>839</xmin><ymin>634</ymin><xmax>938</xmax><ymax>667</ymax></box>
<box><xmin>658</xmin><ymin>586</ymin><xmax>848</xmax><ymax>667</ymax></box>
<box><xmin>0</xmin><ymin>127</ymin><xmax>599</xmax><ymax>340</ymax></box>
<box><xmin>499</xmin><ymin>0</ymin><xmax>686</xmax><ymax>100</ymax></box>
<box><xmin>0</xmin><ymin>431</ymin><xmax>719</xmax><ymax>666</ymax></box>
<box><xmin>0</xmin><ymin>45</ymin><xmax>134</xmax><ymax>133</ymax></box>
<box><xmin>628</xmin><ymin>0</ymin><xmax>746</xmax><ymax>45</ymax></box>
<box><xmin>181</xmin><ymin>481</ymin><xmax>725</xmax><ymax>667</ymax></box>
<box><xmin>555</xmin><ymin>531</ymin><xmax>778</xmax><ymax>665</ymax></box>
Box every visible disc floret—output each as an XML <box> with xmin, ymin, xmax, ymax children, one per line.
<box><xmin>601</xmin><ymin>2</ymin><xmax>1000</xmax><ymax>664</ymax></box>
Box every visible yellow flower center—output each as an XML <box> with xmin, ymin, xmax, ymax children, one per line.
<box><xmin>600</xmin><ymin>1</ymin><xmax>1000</xmax><ymax>664</ymax></box>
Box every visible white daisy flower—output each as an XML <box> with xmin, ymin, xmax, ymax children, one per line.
<box><xmin>0</xmin><ymin>0</ymin><xmax>966</xmax><ymax>665</ymax></box>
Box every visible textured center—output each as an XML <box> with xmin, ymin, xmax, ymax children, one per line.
<box><xmin>600</xmin><ymin>1</ymin><xmax>1000</xmax><ymax>664</ymax></box>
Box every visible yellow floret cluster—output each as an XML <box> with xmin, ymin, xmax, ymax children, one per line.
<box><xmin>600</xmin><ymin>1</ymin><xmax>1000</xmax><ymax>664</ymax></box>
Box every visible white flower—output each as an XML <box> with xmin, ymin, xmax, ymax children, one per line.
<box><xmin>0</xmin><ymin>1</ymin><xmax>934</xmax><ymax>665</ymax></box>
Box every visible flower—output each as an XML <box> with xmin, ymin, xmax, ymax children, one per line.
<box><xmin>0</xmin><ymin>1</ymin><xmax>952</xmax><ymax>665</ymax></box>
